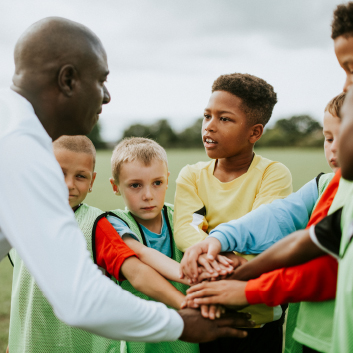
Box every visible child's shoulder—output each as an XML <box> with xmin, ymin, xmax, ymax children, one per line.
<box><xmin>253</xmin><ymin>154</ymin><xmax>291</xmax><ymax>176</ymax></box>
<box><xmin>177</xmin><ymin>160</ymin><xmax>214</xmax><ymax>179</ymax></box>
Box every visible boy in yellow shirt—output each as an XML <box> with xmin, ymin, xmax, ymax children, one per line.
<box><xmin>174</xmin><ymin>73</ymin><xmax>292</xmax><ymax>353</ymax></box>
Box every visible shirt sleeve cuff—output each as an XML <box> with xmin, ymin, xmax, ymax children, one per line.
<box><xmin>208</xmin><ymin>232</ymin><xmax>231</xmax><ymax>252</ymax></box>
<box><xmin>244</xmin><ymin>279</ymin><xmax>262</xmax><ymax>305</ymax></box>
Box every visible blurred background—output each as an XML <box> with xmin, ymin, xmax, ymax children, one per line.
<box><xmin>0</xmin><ymin>0</ymin><xmax>345</xmax><ymax>350</ymax></box>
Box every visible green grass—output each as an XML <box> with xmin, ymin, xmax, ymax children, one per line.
<box><xmin>0</xmin><ymin>148</ymin><xmax>331</xmax><ymax>351</ymax></box>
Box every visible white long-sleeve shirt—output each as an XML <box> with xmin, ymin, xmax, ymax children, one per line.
<box><xmin>0</xmin><ymin>88</ymin><xmax>184</xmax><ymax>342</ymax></box>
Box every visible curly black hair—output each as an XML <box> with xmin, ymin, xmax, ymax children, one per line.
<box><xmin>332</xmin><ymin>2</ymin><xmax>353</xmax><ymax>39</ymax></box>
<box><xmin>212</xmin><ymin>73</ymin><xmax>277</xmax><ymax>127</ymax></box>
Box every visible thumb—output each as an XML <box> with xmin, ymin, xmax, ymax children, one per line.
<box><xmin>207</xmin><ymin>242</ymin><xmax>220</xmax><ymax>261</ymax></box>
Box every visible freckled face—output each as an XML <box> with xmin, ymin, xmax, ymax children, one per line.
<box><xmin>202</xmin><ymin>91</ymin><xmax>253</xmax><ymax>159</ymax></box>
<box><xmin>54</xmin><ymin>149</ymin><xmax>96</xmax><ymax>209</ymax></box>
<box><xmin>323</xmin><ymin>111</ymin><xmax>341</xmax><ymax>172</ymax></box>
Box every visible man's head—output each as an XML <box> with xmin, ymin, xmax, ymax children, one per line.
<box><xmin>202</xmin><ymin>73</ymin><xmax>277</xmax><ymax>159</ymax></box>
<box><xmin>110</xmin><ymin>137</ymin><xmax>169</xmax><ymax>225</ymax></box>
<box><xmin>323</xmin><ymin>92</ymin><xmax>345</xmax><ymax>172</ymax></box>
<box><xmin>332</xmin><ymin>3</ymin><xmax>353</xmax><ymax>92</ymax></box>
<box><xmin>53</xmin><ymin>135</ymin><xmax>97</xmax><ymax>210</ymax></box>
<box><xmin>338</xmin><ymin>87</ymin><xmax>353</xmax><ymax>180</ymax></box>
<box><xmin>12</xmin><ymin>17</ymin><xmax>110</xmax><ymax>140</ymax></box>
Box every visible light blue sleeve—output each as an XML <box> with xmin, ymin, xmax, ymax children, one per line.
<box><xmin>209</xmin><ymin>178</ymin><xmax>319</xmax><ymax>254</ymax></box>
<box><xmin>106</xmin><ymin>215</ymin><xmax>138</xmax><ymax>240</ymax></box>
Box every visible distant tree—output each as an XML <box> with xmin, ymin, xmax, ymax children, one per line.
<box><xmin>87</xmin><ymin>122</ymin><xmax>107</xmax><ymax>149</ymax></box>
<box><xmin>257</xmin><ymin>115</ymin><xmax>323</xmax><ymax>148</ymax></box>
<box><xmin>177</xmin><ymin>118</ymin><xmax>203</xmax><ymax>148</ymax></box>
<box><xmin>122</xmin><ymin>124</ymin><xmax>152</xmax><ymax>140</ymax></box>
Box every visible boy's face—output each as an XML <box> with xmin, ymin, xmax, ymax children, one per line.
<box><xmin>323</xmin><ymin>111</ymin><xmax>341</xmax><ymax>172</ymax></box>
<box><xmin>202</xmin><ymin>91</ymin><xmax>259</xmax><ymax>159</ymax></box>
<box><xmin>110</xmin><ymin>159</ymin><xmax>169</xmax><ymax>224</ymax></box>
<box><xmin>338</xmin><ymin>88</ymin><xmax>353</xmax><ymax>180</ymax></box>
<box><xmin>334</xmin><ymin>35</ymin><xmax>353</xmax><ymax>92</ymax></box>
<box><xmin>54</xmin><ymin>149</ymin><xmax>96</xmax><ymax>210</ymax></box>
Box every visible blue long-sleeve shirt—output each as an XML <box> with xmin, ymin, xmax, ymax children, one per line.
<box><xmin>209</xmin><ymin>178</ymin><xmax>318</xmax><ymax>254</ymax></box>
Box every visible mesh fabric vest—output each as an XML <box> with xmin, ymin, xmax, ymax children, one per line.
<box><xmin>293</xmin><ymin>176</ymin><xmax>352</xmax><ymax>353</ymax></box>
<box><xmin>108</xmin><ymin>203</ymin><xmax>199</xmax><ymax>353</ymax></box>
<box><xmin>284</xmin><ymin>173</ymin><xmax>334</xmax><ymax>353</ymax></box>
<box><xmin>8</xmin><ymin>203</ymin><xmax>120</xmax><ymax>353</ymax></box>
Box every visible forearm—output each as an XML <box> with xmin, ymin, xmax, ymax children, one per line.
<box><xmin>123</xmin><ymin>257</ymin><xmax>185</xmax><ymax>309</ymax></box>
<box><xmin>230</xmin><ymin>229</ymin><xmax>325</xmax><ymax>281</ymax></box>
<box><xmin>246</xmin><ymin>255</ymin><xmax>338</xmax><ymax>306</ymax></box>
<box><xmin>209</xmin><ymin>179</ymin><xmax>318</xmax><ymax>253</ymax></box>
<box><xmin>124</xmin><ymin>237</ymin><xmax>189</xmax><ymax>285</ymax></box>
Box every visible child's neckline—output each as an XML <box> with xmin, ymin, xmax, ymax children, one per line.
<box><xmin>212</xmin><ymin>153</ymin><xmax>256</xmax><ymax>184</ymax></box>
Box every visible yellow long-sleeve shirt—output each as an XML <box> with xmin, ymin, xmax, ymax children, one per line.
<box><xmin>174</xmin><ymin>154</ymin><xmax>292</xmax><ymax>252</ymax></box>
<box><xmin>174</xmin><ymin>154</ymin><xmax>292</xmax><ymax>325</ymax></box>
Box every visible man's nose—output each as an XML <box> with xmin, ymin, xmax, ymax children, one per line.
<box><xmin>103</xmin><ymin>85</ymin><xmax>111</xmax><ymax>104</ymax></box>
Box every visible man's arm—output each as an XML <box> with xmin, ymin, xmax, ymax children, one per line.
<box><xmin>185</xmin><ymin>255</ymin><xmax>338</xmax><ymax>308</ymax></box>
<box><xmin>0</xmin><ymin>134</ymin><xmax>185</xmax><ymax>342</ymax></box>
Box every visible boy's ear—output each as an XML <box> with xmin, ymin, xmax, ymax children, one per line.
<box><xmin>249</xmin><ymin>124</ymin><xmax>264</xmax><ymax>143</ymax></box>
<box><xmin>89</xmin><ymin>172</ymin><xmax>97</xmax><ymax>192</ymax></box>
<box><xmin>109</xmin><ymin>177</ymin><xmax>121</xmax><ymax>195</ymax></box>
<box><xmin>166</xmin><ymin>171</ymin><xmax>170</xmax><ymax>188</ymax></box>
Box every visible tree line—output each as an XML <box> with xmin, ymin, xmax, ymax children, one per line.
<box><xmin>88</xmin><ymin>115</ymin><xmax>324</xmax><ymax>149</ymax></box>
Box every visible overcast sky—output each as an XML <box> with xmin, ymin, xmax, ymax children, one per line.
<box><xmin>0</xmin><ymin>0</ymin><xmax>347</xmax><ymax>141</ymax></box>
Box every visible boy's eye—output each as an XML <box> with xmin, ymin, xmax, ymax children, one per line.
<box><xmin>130</xmin><ymin>183</ymin><xmax>141</xmax><ymax>189</ymax></box>
<box><xmin>77</xmin><ymin>174</ymin><xmax>86</xmax><ymax>179</ymax></box>
<box><xmin>204</xmin><ymin>114</ymin><xmax>211</xmax><ymax>120</ymax></box>
<box><xmin>154</xmin><ymin>181</ymin><xmax>162</xmax><ymax>186</ymax></box>
<box><xmin>220</xmin><ymin>117</ymin><xmax>230</xmax><ymax>122</ymax></box>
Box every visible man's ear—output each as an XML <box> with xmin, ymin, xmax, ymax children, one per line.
<box><xmin>249</xmin><ymin>124</ymin><xmax>264</xmax><ymax>143</ymax></box>
<box><xmin>89</xmin><ymin>172</ymin><xmax>97</xmax><ymax>192</ymax></box>
<box><xmin>58</xmin><ymin>64</ymin><xmax>78</xmax><ymax>97</ymax></box>
<box><xmin>109</xmin><ymin>177</ymin><xmax>121</xmax><ymax>195</ymax></box>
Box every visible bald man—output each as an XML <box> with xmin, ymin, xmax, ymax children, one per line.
<box><xmin>0</xmin><ymin>17</ymin><xmax>252</xmax><ymax>346</ymax></box>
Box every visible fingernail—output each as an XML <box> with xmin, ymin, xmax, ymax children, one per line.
<box><xmin>250</xmin><ymin>320</ymin><xmax>256</xmax><ymax>326</ymax></box>
<box><xmin>216</xmin><ymin>312</ymin><xmax>221</xmax><ymax>319</ymax></box>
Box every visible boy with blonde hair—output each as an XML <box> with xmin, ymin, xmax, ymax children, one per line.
<box><xmin>106</xmin><ymin>137</ymin><xmax>235</xmax><ymax>353</ymax></box>
<box><xmin>8</xmin><ymin>135</ymin><xmax>200</xmax><ymax>352</ymax></box>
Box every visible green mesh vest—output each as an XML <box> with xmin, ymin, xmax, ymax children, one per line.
<box><xmin>8</xmin><ymin>203</ymin><xmax>121</xmax><ymax>353</ymax></box>
<box><xmin>292</xmin><ymin>176</ymin><xmax>353</xmax><ymax>353</ymax></box>
<box><xmin>108</xmin><ymin>203</ymin><xmax>199</xmax><ymax>353</ymax></box>
<box><xmin>284</xmin><ymin>173</ymin><xmax>334</xmax><ymax>353</ymax></box>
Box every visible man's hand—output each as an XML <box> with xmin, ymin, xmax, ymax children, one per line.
<box><xmin>185</xmin><ymin>280</ymin><xmax>249</xmax><ymax>310</ymax></box>
<box><xmin>178</xmin><ymin>308</ymin><xmax>254</xmax><ymax>343</ymax></box>
<box><xmin>180</xmin><ymin>237</ymin><xmax>222</xmax><ymax>283</ymax></box>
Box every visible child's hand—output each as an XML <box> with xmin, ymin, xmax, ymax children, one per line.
<box><xmin>179</xmin><ymin>237</ymin><xmax>222</xmax><ymax>283</ymax></box>
<box><xmin>220</xmin><ymin>252</ymin><xmax>248</xmax><ymax>270</ymax></box>
<box><xmin>197</xmin><ymin>253</ymin><xmax>234</xmax><ymax>277</ymax></box>
<box><xmin>200</xmin><ymin>304</ymin><xmax>226</xmax><ymax>320</ymax></box>
<box><xmin>185</xmin><ymin>280</ymin><xmax>250</xmax><ymax>310</ymax></box>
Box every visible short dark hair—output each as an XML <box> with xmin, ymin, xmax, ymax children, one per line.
<box><xmin>331</xmin><ymin>2</ymin><xmax>353</xmax><ymax>39</ymax></box>
<box><xmin>212</xmin><ymin>73</ymin><xmax>277</xmax><ymax>127</ymax></box>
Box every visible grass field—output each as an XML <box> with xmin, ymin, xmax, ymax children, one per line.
<box><xmin>0</xmin><ymin>148</ymin><xmax>331</xmax><ymax>350</ymax></box>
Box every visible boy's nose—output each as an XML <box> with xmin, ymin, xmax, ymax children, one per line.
<box><xmin>143</xmin><ymin>187</ymin><xmax>153</xmax><ymax>200</ymax></box>
<box><xmin>204</xmin><ymin>118</ymin><xmax>216</xmax><ymax>132</ymax></box>
<box><xmin>65</xmin><ymin>177</ymin><xmax>75</xmax><ymax>190</ymax></box>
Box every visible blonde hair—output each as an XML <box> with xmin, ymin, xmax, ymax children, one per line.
<box><xmin>111</xmin><ymin>137</ymin><xmax>168</xmax><ymax>183</ymax></box>
<box><xmin>325</xmin><ymin>92</ymin><xmax>346</xmax><ymax>118</ymax></box>
<box><xmin>53</xmin><ymin>135</ymin><xmax>96</xmax><ymax>169</ymax></box>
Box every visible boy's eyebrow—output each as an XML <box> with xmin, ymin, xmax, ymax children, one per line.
<box><xmin>204</xmin><ymin>108</ymin><xmax>235</xmax><ymax>115</ymax></box>
<box><xmin>126</xmin><ymin>175</ymin><xmax>166</xmax><ymax>182</ymax></box>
